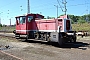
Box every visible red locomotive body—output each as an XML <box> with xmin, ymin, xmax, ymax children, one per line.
<box><xmin>35</xmin><ymin>18</ymin><xmax>71</xmax><ymax>32</ymax></box>
<box><xmin>14</xmin><ymin>14</ymin><xmax>76</xmax><ymax>46</ymax></box>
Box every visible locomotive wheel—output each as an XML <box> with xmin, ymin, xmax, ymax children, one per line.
<box><xmin>15</xmin><ymin>34</ymin><xmax>20</xmax><ymax>39</ymax></box>
<box><xmin>70</xmin><ymin>36</ymin><xmax>76</xmax><ymax>43</ymax></box>
<box><xmin>47</xmin><ymin>37</ymin><xmax>51</xmax><ymax>44</ymax></box>
<box><xmin>58</xmin><ymin>37</ymin><xmax>64</xmax><ymax>46</ymax></box>
<box><xmin>73</xmin><ymin>36</ymin><xmax>76</xmax><ymax>43</ymax></box>
<box><xmin>35</xmin><ymin>33</ymin><xmax>40</xmax><ymax>39</ymax></box>
<box><xmin>73</xmin><ymin>32</ymin><xmax>76</xmax><ymax>43</ymax></box>
<box><xmin>43</xmin><ymin>33</ymin><xmax>51</xmax><ymax>42</ymax></box>
<box><xmin>26</xmin><ymin>34</ymin><xmax>29</xmax><ymax>40</ymax></box>
<box><xmin>44</xmin><ymin>34</ymin><xmax>47</xmax><ymax>41</ymax></box>
<box><xmin>35</xmin><ymin>34</ymin><xmax>38</xmax><ymax>39</ymax></box>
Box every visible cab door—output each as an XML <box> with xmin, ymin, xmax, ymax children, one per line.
<box><xmin>19</xmin><ymin>16</ymin><xmax>27</xmax><ymax>34</ymax></box>
<box><xmin>16</xmin><ymin>17</ymin><xmax>21</xmax><ymax>34</ymax></box>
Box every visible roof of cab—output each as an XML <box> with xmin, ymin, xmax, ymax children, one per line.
<box><xmin>15</xmin><ymin>13</ymin><xmax>44</xmax><ymax>18</ymax></box>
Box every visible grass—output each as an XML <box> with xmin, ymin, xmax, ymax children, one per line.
<box><xmin>0</xmin><ymin>23</ymin><xmax>90</xmax><ymax>32</ymax></box>
<box><xmin>72</xmin><ymin>23</ymin><xmax>90</xmax><ymax>32</ymax></box>
<box><xmin>0</xmin><ymin>26</ymin><xmax>15</xmax><ymax>32</ymax></box>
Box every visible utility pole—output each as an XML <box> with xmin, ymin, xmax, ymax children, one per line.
<box><xmin>10</xmin><ymin>19</ymin><xmax>11</xmax><ymax>26</ymax></box>
<box><xmin>27</xmin><ymin>0</ymin><xmax>30</xmax><ymax>14</ymax></box>
<box><xmin>54</xmin><ymin>5</ymin><xmax>58</xmax><ymax>18</ymax></box>
<box><xmin>0</xmin><ymin>12</ymin><xmax>3</xmax><ymax>24</ymax></box>
<box><xmin>54</xmin><ymin>5</ymin><xmax>58</xmax><ymax>32</ymax></box>
<box><xmin>85</xmin><ymin>0</ymin><xmax>89</xmax><ymax>22</ymax></box>
<box><xmin>62</xmin><ymin>0</ymin><xmax>67</xmax><ymax>15</ymax></box>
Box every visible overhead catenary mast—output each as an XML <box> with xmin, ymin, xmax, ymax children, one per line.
<box><xmin>85</xmin><ymin>0</ymin><xmax>89</xmax><ymax>22</ymax></box>
<box><xmin>57</xmin><ymin>0</ymin><xmax>67</xmax><ymax>15</ymax></box>
<box><xmin>62</xmin><ymin>0</ymin><xmax>67</xmax><ymax>15</ymax></box>
<box><xmin>27</xmin><ymin>0</ymin><xmax>30</xmax><ymax>14</ymax></box>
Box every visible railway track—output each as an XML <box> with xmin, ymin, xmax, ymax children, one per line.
<box><xmin>0</xmin><ymin>32</ymin><xmax>90</xmax><ymax>48</ymax></box>
<box><xmin>0</xmin><ymin>32</ymin><xmax>90</xmax><ymax>50</ymax></box>
<box><xmin>0</xmin><ymin>32</ymin><xmax>90</xmax><ymax>60</ymax></box>
<box><xmin>0</xmin><ymin>32</ymin><xmax>15</xmax><ymax>37</ymax></box>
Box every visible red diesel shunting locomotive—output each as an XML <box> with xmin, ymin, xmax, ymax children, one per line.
<box><xmin>13</xmin><ymin>13</ymin><xmax>76</xmax><ymax>46</ymax></box>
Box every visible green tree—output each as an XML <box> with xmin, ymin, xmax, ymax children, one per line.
<box><xmin>3</xmin><ymin>24</ymin><xmax>6</xmax><ymax>27</ymax></box>
<box><xmin>68</xmin><ymin>15</ymin><xmax>79</xmax><ymax>23</ymax></box>
<box><xmin>0</xmin><ymin>24</ymin><xmax>2</xmax><ymax>27</ymax></box>
<box><xmin>59</xmin><ymin>14</ymin><xmax>90</xmax><ymax>24</ymax></box>
<box><xmin>47</xmin><ymin>16</ymin><xmax>55</xmax><ymax>19</ymax></box>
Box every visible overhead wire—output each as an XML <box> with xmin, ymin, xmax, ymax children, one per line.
<box><xmin>30</xmin><ymin>0</ymin><xmax>58</xmax><ymax>11</ymax></box>
<box><xmin>56</xmin><ymin>0</ymin><xmax>63</xmax><ymax>11</ymax></box>
<box><xmin>67</xmin><ymin>0</ymin><xmax>90</xmax><ymax>15</ymax></box>
<box><xmin>67</xmin><ymin>3</ymin><xmax>90</xmax><ymax>7</ymax></box>
<box><xmin>67</xmin><ymin>0</ymin><xmax>75</xmax><ymax>2</ymax></box>
<box><xmin>0</xmin><ymin>0</ymin><xmax>89</xmax><ymax>12</ymax></box>
<box><xmin>0</xmin><ymin>0</ymin><xmax>90</xmax><ymax>16</ymax></box>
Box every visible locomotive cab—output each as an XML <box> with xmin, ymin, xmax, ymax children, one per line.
<box><xmin>15</xmin><ymin>14</ymin><xmax>44</xmax><ymax>39</ymax></box>
<box><xmin>15</xmin><ymin>16</ymin><xmax>27</xmax><ymax>34</ymax></box>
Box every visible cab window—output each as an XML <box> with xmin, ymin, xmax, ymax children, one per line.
<box><xmin>20</xmin><ymin>16</ymin><xmax>26</xmax><ymax>24</ymax></box>
<box><xmin>16</xmin><ymin>17</ymin><xmax>20</xmax><ymax>25</ymax></box>
<box><xmin>28</xmin><ymin>16</ymin><xmax>33</xmax><ymax>22</ymax></box>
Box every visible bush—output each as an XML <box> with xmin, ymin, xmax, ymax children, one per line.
<box><xmin>72</xmin><ymin>23</ymin><xmax>90</xmax><ymax>32</ymax></box>
<box><xmin>77</xmin><ymin>20</ymin><xmax>86</xmax><ymax>24</ymax></box>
